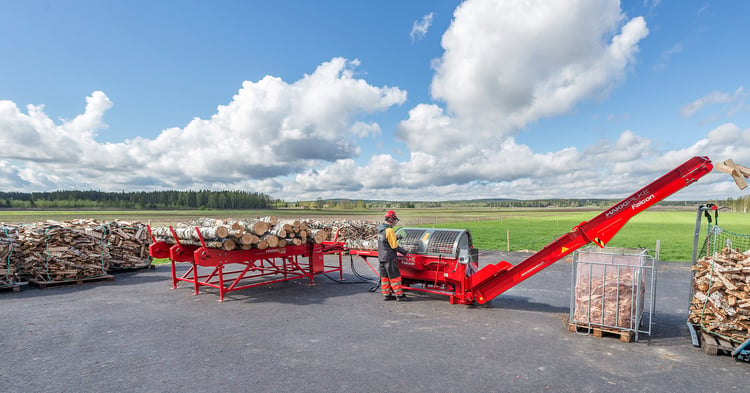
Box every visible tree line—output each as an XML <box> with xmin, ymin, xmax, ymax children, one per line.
<box><xmin>0</xmin><ymin>190</ymin><xmax>274</xmax><ymax>209</ymax></box>
<box><xmin>723</xmin><ymin>195</ymin><xmax>750</xmax><ymax>213</ymax></box>
<box><xmin>0</xmin><ymin>190</ymin><xmax>746</xmax><ymax>212</ymax></box>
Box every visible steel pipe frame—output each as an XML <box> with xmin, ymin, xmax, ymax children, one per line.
<box><xmin>147</xmin><ymin>225</ymin><xmax>346</xmax><ymax>301</ymax></box>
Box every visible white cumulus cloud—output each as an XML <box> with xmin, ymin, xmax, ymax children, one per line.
<box><xmin>0</xmin><ymin>58</ymin><xmax>406</xmax><ymax>192</ymax></box>
<box><xmin>3</xmin><ymin>0</ymin><xmax>748</xmax><ymax>203</ymax></box>
<box><xmin>410</xmin><ymin>12</ymin><xmax>434</xmax><ymax>42</ymax></box>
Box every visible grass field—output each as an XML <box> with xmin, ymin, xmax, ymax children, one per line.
<box><xmin>2</xmin><ymin>207</ymin><xmax>748</xmax><ymax>262</ymax></box>
<box><xmin>428</xmin><ymin>210</ymin><xmax>750</xmax><ymax>262</ymax></box>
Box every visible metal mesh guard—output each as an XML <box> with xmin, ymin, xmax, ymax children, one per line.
<box><xmin>426</xmin><ymin>230</ymin><xmax>460</xmax><ymax>254</ymax></box>
<box><xmin>399</xmin><ymin>229</ymin><xmax>425</xmax><ymax>253</ymax></box>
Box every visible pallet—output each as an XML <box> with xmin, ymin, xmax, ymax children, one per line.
<box><xmin>28</xmin><ymin>274</ymin><xmax>114</xmax><ymax>289</ymax></box>
<box><xmin>108</xmin><ymin>263</ymin><xmax>155</xmax><ymax>273</ymax></box>
<box><xmin>700</xmin><ymin>331</ymin><xmax>738</xmax><ymax>357</ymax></box>
<box><xmin>569</xmin><ymin>322</ymin><xmax>633</xmax><ymax>343</ymax></box>
<box><xmin>0</xmin><ymin>283</ymin><xmax>21</xmax><ymax>293</ymax></box>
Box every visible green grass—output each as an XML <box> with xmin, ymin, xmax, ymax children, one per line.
<box><xmin>2</xmin><ymin>207</ymin><xmax>748</xmax><ymax>262</ymax></box>
<box><xmin>425</xmin><ymin>210</ymin><xmax>750</xmax><ymax>262</ymax></box>
<box><xmin>151</xmin><ymin>257</ymin><xmax>171</xmax><ymax>265</ymax></box>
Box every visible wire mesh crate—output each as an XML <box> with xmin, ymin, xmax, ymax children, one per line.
<box><xmin>1</xmin><ymin>225</ymin><xmax>21</xmax><ymax>287</ymax></box>
<box><xmin>690</xmin><ymin>225</ymin><xmax>750</xmax><ymax>347</ymax></box>
<box><xmin>570</xmin><ymin>247</ymin><xmax>657</xmax><ymax>342</ymax></box>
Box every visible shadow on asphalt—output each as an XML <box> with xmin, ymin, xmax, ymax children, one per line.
<box><xmin>489</xmin><ymin>294</ymin><xmax>570</xmax><ymax>314</ymax></box>
<box><xmin>6</xmin><ymin>268</ymin><xmax>165</xmax><ymax>299</ymax></box>
<box><xmin>165</xmin><ymin>271</ymin><xmax>375</xmax><ymax>305</ymax></box>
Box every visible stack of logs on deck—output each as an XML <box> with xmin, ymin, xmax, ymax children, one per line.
<box><xmin>151</xmin><ymin>216</ymin><xmax>330</xmax><ymax>250</ymax></box>
<box><xmin>307</xmin><ymin>220</ymin><xmax>379</xmax><ymax>250</ymax></box>
<box><xmin>0</xmin><ymin>220</ymin><xmax>151</xmax><ymax>283</ymax></box>
<box><xmin>151</xmin><ymin>217</ymin><xmax>380</xmax><ymax>251</ymax></box>
<box><xmin>689</xmin><ymin>247</ymin><xmax>750</xmax><ymax>343</ymax></box>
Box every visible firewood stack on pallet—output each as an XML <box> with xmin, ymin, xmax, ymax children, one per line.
<box><xmin>569</xmin><ymin>248</ymin><xmax>654</xmax><ymax>342</ymax></box>
<box><xmin>572</xmin><ymin>268</ymin><xmax>643</xmax><ymax>329</ymax></box>
<box><xmin>151</xmin><ymin>216</ymin><xmax>332</xmax><ymax>251</ymax></box>
<box><xmin>689</xmin><ymin>246</ymin><xmax>750</xmax><ymax>344</ymax></box>
<box><xmin>0</xmin><ymin>219</ymin><xmax>152</xmax><ymax>284</ymax></box>
<box><xmin>106</xmin><ymin>220</ymin><xmax>152</xmax><ymax>270</ymax></box>
<box><xmin>0</xmin><ymin>225</ymin><xmax>22</xmax><ymax>286</ymax></box>
<box><xmin>19</xmin><ymin>220</ymin><xmax>111</xmax><ymax>282</ymax></box>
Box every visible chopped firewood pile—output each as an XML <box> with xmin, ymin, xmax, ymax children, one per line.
<box><xmin>689</xmin><ymin>246</ymin><xmax>750</xmax><ymax>342</ymax></box>
<box><xmin>106</xmin><ymin>221</ymin><xmax>152</xmax><ymax>270</ymax></box>
<box><xmin>0</xmin><ymin>225</ymin><xmax>22</xmax><ymax>285</ymax></box>
<box><xmin>310</xmin><ymin>220</ymin><xmax>379</xmax><ymax>250</ymax></box>
<box><xmin>572</xmin><ymin>267</ymin><xmax>644</xmax><ymax>329</ymax></box>
<box><xmin>151</xmin><ymin>217</ymin><xmax>379</xmax><ymax>251</ymax></box>
<box><xmin>20</xmin><ymin>222</ymin><xmax>110</xmax><ymax>281</ymax></box>
<box><xmin>0</xmin><ymin>219</ymin><xmax>151</xmax><ymax>283</ymax></box>
<box><xmin>3</xmin><ymin>216</ymin><xmax>381</xmax><ymax>284</ymax></box>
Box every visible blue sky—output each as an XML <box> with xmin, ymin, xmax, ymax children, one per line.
<box><xmin>1</xmin><ymin>0</ymin><xmax>748</xmax><ymax>201</ymax></box>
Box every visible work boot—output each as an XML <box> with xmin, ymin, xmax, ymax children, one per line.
<box><xmin>383</xmin><ymin>295</ymin><xmax>396</xmax><ymax>301</ymax></box>
<box><xmin>396</xmin><ymin>294</ymin><xmax>409</xmax><ymax>302</ymax></box>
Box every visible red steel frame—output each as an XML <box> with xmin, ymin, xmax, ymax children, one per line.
<box><xmin>148</xmin><ymin>226</ymin><xmax>346</xmax><ymax>301</ymax></box>
<box><xmin>350</xmin><ymin>249</ymin><xmax>478</xmax><ymax>304</ymax></box>
<box><xmin>350</xmin><ymin>156</ymin><xmax>714</xmax><ymax>305</ymax></box>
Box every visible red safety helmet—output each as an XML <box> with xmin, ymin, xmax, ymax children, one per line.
<box><xmin>384</xmin><ymin>210</ymin><xmax>399</xmax><ymax>222</ymax></box>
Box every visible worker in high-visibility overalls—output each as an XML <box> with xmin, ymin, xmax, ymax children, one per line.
<box><xmin>378</xmin><ymin>210</ymin><xmax>409</xmax><ymax>301</ymax></box>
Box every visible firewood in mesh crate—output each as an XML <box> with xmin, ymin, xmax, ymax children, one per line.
<box><xmin>573</xmin><ymin>269</ymin><xmax>641</xmax><ymax>329</ymax></box>
<box><xmin>689</xmin><ymin>246</ymin><xmax>750</xmax><ymax>342</ymax></box>
<box><xmin>0</xmin><ymin>225</ymin><xmax>22</xmax><ymax>285</ymax></box>
<box><xmin>571</xmin><ymin>249</ymin><xmax>648</xmax><ymax>331</ymax></box>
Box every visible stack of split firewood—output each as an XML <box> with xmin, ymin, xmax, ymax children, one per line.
<box><xmin>7</xmin><ymin>219</ymin><xmax>152</xmax><ymax>282</ymax></box>
<box><xmin>572</xmin><ymin>267</ymin><xmax>644</xmax><ymax>329</ymax></box>
<box><xmin>0</xmin><ymin>225</ymin><xmax>22</xmax><ymax>285</ymax></box>
<box><xmin>306</xmin><ymin>220</ymin><xmax>380</xmax><ymax>250</ymax></box>
<box><xmin>19</xmin><ymin>220</ymin><xmax>111</xmax><ymax>281</ymax></box>
<box><xmin>689</xmin><ymin>247</ymin><xmax>750</xmax><ymax>342</ymax></box>
<box><xmin>106</xmin><ymin>220</ymin><xmax>151</xmax><ymax>270</ymax></box>
<box><xmin>151</xmin><ymin>216</ymin><xmax>330</xmax><ymax>251</ymax></box>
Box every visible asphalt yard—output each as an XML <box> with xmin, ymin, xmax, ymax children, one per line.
<box><xmin>1</xmin><ymin>251</ymin><xmax>748</xmax><ymax>393</ymax></box>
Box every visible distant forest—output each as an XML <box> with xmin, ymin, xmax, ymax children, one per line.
<box><xmin>0</xmin><ymin>190</ymin><xmax>746</xmax><ymax>212</ymax></box>
<box><xmin>0</xmin><ymin>190</ymin><xmax>274</xmax><ymax>209</ymax></box>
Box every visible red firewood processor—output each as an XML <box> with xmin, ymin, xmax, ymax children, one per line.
<box><xmin>350</xmin><ymin>156</ymin><xmax>746</xmax><ymax>305</ymax></box>
<box><xmin>150</xmin><ymin>156</ymin><xmax>747</xmax><ymax>306</ymax></box>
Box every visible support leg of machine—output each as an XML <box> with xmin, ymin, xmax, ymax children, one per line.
<box><xmin>340</xmin><ymin>253</ymin><xmax>345</xmax><ymax>280</ymax></box>
<box><xmin>218</xmin><ymin>265</ymin><xmax>225</xmax><ymax>302</ymax></box>
<box><xmin>171</xmin><ymin>259</ymin><xmax>178</xmax><ymax>289</ymax></box>
<box><xmin>192</xmin><ymin>262</ymin><xmax>199</xmax><ymax>295</ymax></box>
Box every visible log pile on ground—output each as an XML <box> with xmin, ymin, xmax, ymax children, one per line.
<box><xmin>572</xmin><ymin>268</ymin><xmax>642</xmax><ymax>329</ymax></box>
<box><xmin>0</xmin><ymin>225</ymin><xmax>22</xmax><ymax>285</ymax></box>
<box><xmin>151</xmin><ymin>216</ymin><xmax>332</xmax><ymax>251</ymax></box>
<box><xmin>689</xmin><ymin>247</ymin><xmax>750</xmax><ymax>342</ymax></box>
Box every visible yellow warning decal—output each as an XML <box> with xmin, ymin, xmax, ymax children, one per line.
<box><xmin>561</xmin><ymin>246</ymin><xmax>569</xmax><ymax>254</ymax></box>
<box><xmin>594</xmin><ymin>237</ymin><xmax>605</xmax><ymax>247</ymax></box>
<box><xmin>422</xmin><ymin>232</ymin><xmax>430</xmax><ymax>242</ymax></box>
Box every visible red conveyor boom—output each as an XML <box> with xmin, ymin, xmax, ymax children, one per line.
<box><xmin>469</xmin><ymin>156</ymin><xmax>714</xmax><ymax>304</ymax></box>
